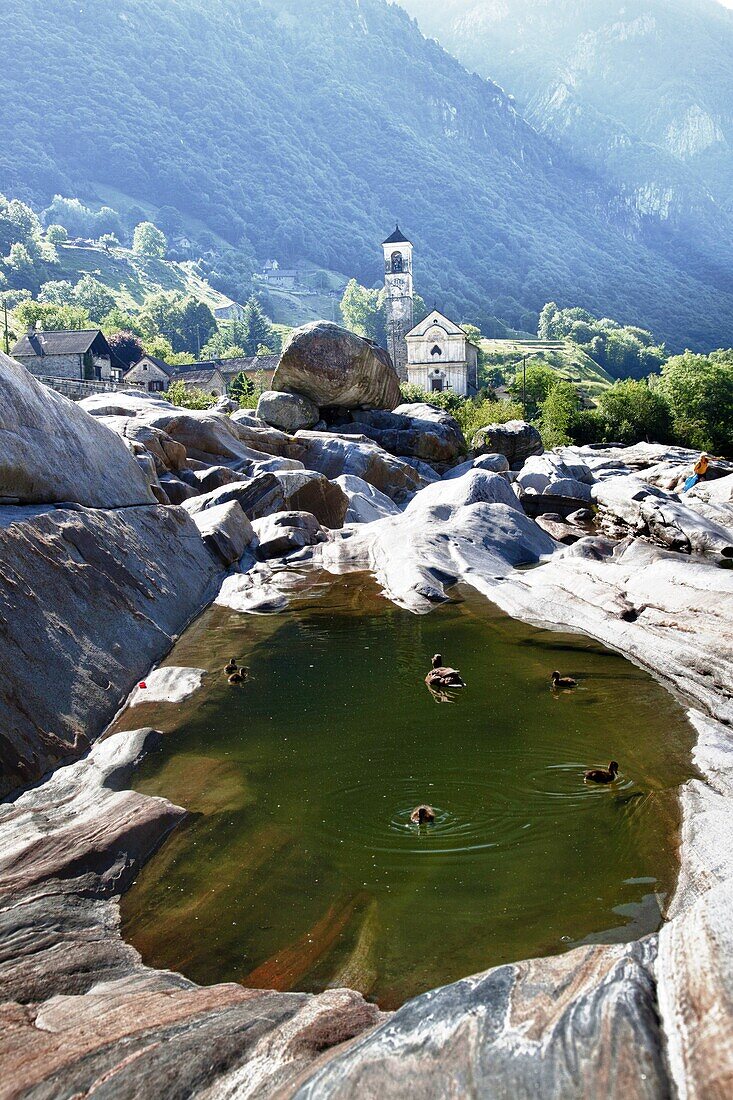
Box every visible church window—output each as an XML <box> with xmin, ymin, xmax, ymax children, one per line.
<box><xmin>430</xmin><ymin>344</ymin><xmax>442</xmax><ymax>357</ymax></box>
<box><xmin>391</xmin><ymin>251</ymin><xmax>403</xmax><ymax>273</ymax></box>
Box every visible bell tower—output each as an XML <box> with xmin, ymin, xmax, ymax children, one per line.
<box><xmin>382</xmin><ymin>225</ymin><xmax>414</xmax><ymax>381</ymax></box>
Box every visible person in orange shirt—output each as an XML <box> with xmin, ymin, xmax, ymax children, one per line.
<box><xmin>684</xmin><ymin>453</ymin><xmax>710</xmax><ymax>492</ymax></box>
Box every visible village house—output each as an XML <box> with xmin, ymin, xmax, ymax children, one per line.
<box><xmin>123</xmin><ymin>354</ymin><xmax>172</xmax><ymax>392</ymax></box>
<box><xmin>11</xmin><ymin>328</ymin><xmax>123</xmax><ymax>383</ymax></box>
<box><xmin>260</xmin><ymin>260</ymin><xmax>298</xmax><ymax>289</ymax></box>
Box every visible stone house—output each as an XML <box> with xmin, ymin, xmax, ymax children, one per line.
<box><xmin>213</xmin><ymin>301</ymin><xmax>244</xmax><ymax>322</ymax></box>
<box><xmin>405</xmin><ymin>310</ymin><xmax>478</xmax><ymax>396</ymax></box>
<box><xmin>11</xmin><ymin>328</ymin><xmax>122</xmax><ymax>382</ymax></box>
<box><xmin>123</xmin><ymin>355</ymin><xmax>173</xmax><ymax>393</ymax></box>
<box><xmin>173</xmin><ymin>366</ymin><xmax>228</xmax><ymax>396</ymax></box>
<box><xmin>261</xmin><ymin>260</ymin><xmax>297</xmax><ymax>289</ymax></box>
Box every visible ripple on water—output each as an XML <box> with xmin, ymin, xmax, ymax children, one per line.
<box><xmin>318</xmin><ymin>756</ymin><xmax>640</xmax><ymax>858</ymax></box>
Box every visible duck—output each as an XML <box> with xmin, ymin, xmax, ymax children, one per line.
<box><xmin>228</xmin><ymin>667</ymin><xmax>249</xmax><ymax>685</ymax></box>
<box><xmin>584</xmin><ymin>761</ymin><xmax>619</xmax><ymax>785</ymax></box>
<box><xmin>551</xmin><ymin>671</ymin><xmax>577</xmax><ymax>690</ymax></box>
<box><xmin>410</xmin><ymin>804</ymin><xmax>436</xmax><ymax>824</ymax></box>
<box><xmin>224</xmin><ymin>657</ymin><xmax>239</xmax><ymax>674</ymax></box>
<box><xmin>425</xmin><ymin>654</ymin><xmax>466</xmax><ymax>690</ymax></box>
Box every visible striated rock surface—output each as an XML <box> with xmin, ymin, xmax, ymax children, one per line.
<box><xmin>338</xmin><ymin>403</ymin><xmax>466</xmax><ymax>468</ymax></box>
<box><xmin>472</xmin><ymin>419</ymin><xmax>543</xmax><ymax>468</ymax></box>
<box><xmin>273</xmin><ymin>321</ymin><xmax>401</xmax><ymax>410</ymax></box>
<box><xmin>0</xmin><ymin>352</ymin><xmax>155</xmax><ymax>507</ymax></box>
<box><xmin>292</xmin><ymin>431</ymin><xmax>429</xmax><ymax>505</ymax></box>
<box><xmin>334</xmin><ymin>474</ymin><xmax>402</xmax><ymax>524</ymax></box>
<box><xmin>192</xmin><ymin>499</ymin><xmax>256</xmax><ymax>565</ymax></box>
<box><xmin>0</xmin><ymin>504</ymin><xmax>219</xmax><ymax>797</ymax></box>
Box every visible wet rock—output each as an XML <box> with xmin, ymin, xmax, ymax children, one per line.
<box><xmin>472</xmin><ymin>419</ymin><xmax>543</xmax><ymax>468</ymax></box>
<box><xmin>272</xmin><ymin>321</ymin><xmax>401</xmax><ymax>410</ymax></box>
<box><xmin>253</xmin><ymin>511</ymin><xmax>326</xmax><ymax>560</ymax></box>
<box><xmin>292</xmin><ymin>431</ymin><xmax>428</xmax><ymax>505</ymax></box>
<box><xmin>334</xmin><ymin>474</ymin><xmax>402</xmax><ymax>524</ymax></box>
<box><xmin>0</xmin><ymin>352</ymin><xmax>155</xmax><ymax>507</ymax></box>
<box><xmin>257</xmin><ymin>389</ymin><xmax>320</xmax><ymax>433</ymax></box>
<box><xmin>339</xmin><ymin>403</ymin><xmax>466</xmax><ymax>467</ymax></box>
<box><xmin>192</xmin><ymin>500</ymin><xmax>256</xmax><ymax>566</ymax></box>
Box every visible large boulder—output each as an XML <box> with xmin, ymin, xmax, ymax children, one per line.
<box><xmin>339</xmin><ymin>403</ymin><xmax>466</xmax><ymax>468</ymax></box>
<box><xmin>192</xmin><ymin>500</ymin><xmax>255</xmax><ymax>566</ymax></box>
<box><xmin>516</xmin><ymin>453</ymin><xmax>594</xmax><ymax>494</ymax></box>
<box><xmin>473</xmin><ymin>420</ymin><xmax>544</xmax><ymax>469</ymax></box>
<box><xmin>252</xmin><ymin>511</ymin><xmax>326</xmax><ymax>560</ymax></box>
<box><xmin>256</xmin><ymin>390</ymin><xmax>319</xmax><ymax>433</ymax></box>
<box><xmin>443</xmin><ymin>453</ymin><xmax>510</xmax><ymax>480</ymax></box>
<box><xmin>291</xmin><ymin>431</ymin><xmax>429</xmax><ymax>505</ymax></box>
<box><xmin>272</xmin><ymin>321</ymin><xmax>401</xmax><ymax>410</ymax></box>
<box><xmin>0</xmin><ymin>353</ymin><xmax>155</xmax><ymax>507</ymax></box>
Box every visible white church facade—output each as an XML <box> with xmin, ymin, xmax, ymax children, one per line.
<box><xmin>382</xmin><ymin>226</ymin><xmax>478</xmax><ymax>397</ymax></box>
<box><xmin>405</xmin><ymin>310</ymin><xmax>478</xmax><ymax>396</ymax></box>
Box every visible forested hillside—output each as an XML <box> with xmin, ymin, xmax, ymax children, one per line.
<box><xmin>403</xmin><ymin>0</ymin><xmax>733</xmax><ymax>288</ymax></box>
<box><xmin>3</xmin><ymin>0</ymin><xmax>733</xmax><ymax>349</ymax></box>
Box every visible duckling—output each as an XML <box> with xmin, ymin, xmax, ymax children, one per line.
<box><xmin>224</xmin><ymin>657</ymin><xmax>239</xmax><ymax>674</ymax></box>
<box><xmin>228</xmin><ymin>668</ymin><xmax>246</xmax><ymax>685</ymax></box>
<box><xmin>551</xmin><ymin>670</ymin><xmax>577</xmax><ymax>690</ymax></box>
<box><xmin>584</xmin><ymin>761</ymin><xmax>619</xmax><ymax>785</ymax></box>
<box><xmin>425</xmin><ymin>654</ymin><xmax>466</xmax><ymax>690</ymax></box>
<box><xmin>410</xmin><ymin>804</ymin><xmax>436</xmax><ymax>824</ymax></box>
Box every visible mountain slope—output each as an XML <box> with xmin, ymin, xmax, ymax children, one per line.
<box><xmin>3</xmin><ymin>0</ymin><xmax>733</xmax><ymax>349</ymax></box>
<box><xmin>402</xmin><ymin>0</ymin><xmax>733</xmax><ymax>283</ymax></box>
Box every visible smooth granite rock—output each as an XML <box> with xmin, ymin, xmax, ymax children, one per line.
<box><xmin>0</xmin><ymin>352</ymin><xmax>155</xmax><ymax>507</ymax></box>
<box><xmin>192</xmin><ymin>499</ymin><xmax>256</xmax><ymax>565</ymax></box>
<box><xmin>334</xmin><ymin>474</ymin><xmax>402</xmax><ymax>524</ymax></box>
<box><xmin>253</xmin><ymin>511</ymin><xmax>326</xmax><ymax>560</ymax></box>
<box><xmin>472</xmin><ymin>420</ymin><xmax>544</xmax><ymax>468</ymax></box>
<box><xmin>443</xmin><ymin>453</ymin><xmax>510</xmax><ymax>480</ymax></box>
<box><xmin>0</xmin><ymin>505</ymin><xmax>219</xmax><ymax>797</ymax></box>
<box><xmin>292</xmin><ymin>431</ymin><xmax>429</xmax><ymax>505</ymax></box>
<box><xmin>273</xmin><ymin>321</ymin><xmax>401</xmax><ymax>410</ymax></box>
<box><xmin>257</xmin><ymin>389</ymin><xmax>320</xmax><ymax>433</ymax></box>
<box><xmin>338</xmin><ymin>403</ymin><xmax>466</xmax><ymax>468</ymax></box>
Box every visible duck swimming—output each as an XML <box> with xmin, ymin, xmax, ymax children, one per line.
<box><xmin>410</xmin><ymin>805</ymin><xmax>436</xmax><ymax>824</ymax></box>
<box><xmin>551</xmin><ymin>671</ymin><xmax>577</xmax><ymax>690</ymax></box>
<box><xmin>224</xmin><ymin>657</ymin><xmax>239</xmax><ymax>674</ymax></box>
<box><xmin>228</xmin><ymin>667</ymin><xmax>248</xmax><ymax>685</ymax></box>
<box><xmin>425</xmin><ymin>654</ymin><xmax>466</xmax><ymax>690</ymax></box>
<box><xmin>584</xmin><ymin>761</ymin><xmax>619</xmax><ymax>784</ymax></box>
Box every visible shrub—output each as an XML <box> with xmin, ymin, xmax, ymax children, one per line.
<box><xmin>166</xmin><ymin>380</ymin><xmax>217</xmax><ymax>409</ymax></box>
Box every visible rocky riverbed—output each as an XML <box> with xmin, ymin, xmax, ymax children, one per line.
<box><xmin>1</xmin><ymin>328</ymin><xmax>732</xmax><ymax>1097</ymax></box>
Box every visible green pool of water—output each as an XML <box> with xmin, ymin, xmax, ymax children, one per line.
<box><xmin>121</xmin><ymin>572</ymin><xmax>696</xmax><ymax>1009</ymax></box>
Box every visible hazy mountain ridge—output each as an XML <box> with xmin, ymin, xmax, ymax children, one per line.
<box><xmin>402</xmin><ymin>0</ymin><xmax>733</xmax><ymax>265</ymax></box>
<box><xmin>3</xmin><ymin>0</ymin><xmax>733</xmax><ymax>348</ymax></box>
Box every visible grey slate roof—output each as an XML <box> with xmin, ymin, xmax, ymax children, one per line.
<box><xmin>382</xmin><ymin>224</ymin><xmax>411</xmax><ymax>246</ymax></box>
<box><xmin>12</xmin><ymin>329</ymin><xmax>104</xmax><ymax>357</ymax></box>
<box><xmin>172</xmin><ymin>354</ymin><xmax>279</xmax><ymax>381</ymax></box>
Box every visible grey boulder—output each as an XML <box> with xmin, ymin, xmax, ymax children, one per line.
<box><xmin>253</xmin><ymin>511</ymin><xmax>326</xmax><ymax>559</ymax></box>
<box><xmin>273</xmin><ymin>321</ymin><xmax>401</xmax><ymax>410</ymax></box>
<box><xmin>292</xmin><ymin>431</ymin><xmax>428</xmax><ymax>505</ymax></box>
<box><xmin>334</xmin><ymin>474</ymin><xmax>402</xmax><ymax>523</ymax></box>
<box><xmin>473</xmin><ymin>420</ymin><xmax>544</xmax><ymax>469</ymax></box>
<box><xmin>339</xmin><ymin>402</ymin><xmax>466</xmax><ymax>467</ymax></box>
<box><xmin>256</xmin><ymin>390</ymin><xmax>320</xmax><ymax>433</ymax></box>
<box><xmin>192</xmin><ymin>500</ymin><xmax>256</xmax><ymax>566</ymax></box>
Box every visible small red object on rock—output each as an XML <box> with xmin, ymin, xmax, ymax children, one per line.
<box><xmin>139</xmin><ymin>681</ymin><xmax>147</xmax><ymax>689</ymax></box>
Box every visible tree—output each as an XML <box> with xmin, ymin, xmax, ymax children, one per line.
<box><xmin>241</xmin><ymin>295</ymin><xmax>274</xmax><ymax>356</ymax></box>
<box><xmin>230</xmin><ymin>371</ymin><xmax>254</xmax><ymax>401</ymax></box>
<box><xmin>46</xmin><ymin>224</ymin><xmax>68</xmax><ymax>244</ymax></box>
<box><xmin>508</xmin><ymin>361</ymin><xmax>558</xmax><ymax>419</ymax></box>
<box><xmin>597</xmin><ymin>379</ymin><xmax>671</xmax><ymax>445</ymax></box>
<box><xmin>538</xmin><ymin>382</ymin><xmax>581</xmax><ymax>448</ymax></box>
<box><xmin>108</xmin><ymin>330</ymin><xmax>144</xmax><ymax>369</ymax></box>
<box><xmin>38</xmin><ymin>280</ymin><xmax>75</xmax><ymax>305</ymax></box>
<box><xmin>14</xmin><ymin>300</ymin><xmax>91</xmax><ymax>331</ymax></box>
<box><xmin>340</xmin><ymin>280</ymin><xmax>382</xmax><ymax>342</ymax></box>
<box><xmin>660</xmin><ymin>352</ymin><xmax>733</xmax><ymax>454</ymax></box>
<box><xmin>73</xmin><ymin>274</ymin><xmax>116</xmax><ymax>322</ymax></box>
<box><xmin>146</xmin><ymin>334</ymin><xmax>176</xmax><ymax>361</ymax></box>
<box><xmin>140</xmin><ymin>291</ymin><xmax>216</xmax><ymax>353</ymax></box>
<box><xmin>132</xmin><ymin>221</ymin><xmax>167</xmax><ymax>258</ymax></box>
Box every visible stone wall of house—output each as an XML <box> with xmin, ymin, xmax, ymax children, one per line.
<box><xmin>19</xmin><ymin>353</ymin><xmax>83</xmax><ymax>380</ymax></box>
<box><xmin>406</xmin><ymin>363</ymin><xmax>470</xmax><ymax>394</ymax></box>
<box><xmin>125</xmin><ymin>362</ymin><xmax>170</xmax><ymax>391</ymax></box>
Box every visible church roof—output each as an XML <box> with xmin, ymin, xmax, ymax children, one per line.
<box><xmin>382</xmin><ymin>224</ymin><xmax>411</xmax><ymax>246</ymax></box>
<box><xmin>406</xmin><ymin>310</ymin><xmax>467</xmax><ymax>339</ymax></box>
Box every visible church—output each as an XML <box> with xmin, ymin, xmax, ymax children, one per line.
<box><xmin>382</xmin><ymin>226</ymin><xmax>478</xmax><ymax>397</ymax></box>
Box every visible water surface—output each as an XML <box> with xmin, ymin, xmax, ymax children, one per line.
<box><xmin>121</xmin><ymin>572</ymin><xmax>695</xmax><ymax>1008</ymax></box>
